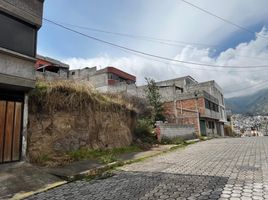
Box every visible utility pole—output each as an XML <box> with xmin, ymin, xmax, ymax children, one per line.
<box><xmin>194</xmin><ymin>91</ymin><xmax>201</xmax><ymax>136</ymax></box>
<box><xmin>265</xmin><ymin>118</ymin><xmax>268</xmax><ymax>136</ymax></box>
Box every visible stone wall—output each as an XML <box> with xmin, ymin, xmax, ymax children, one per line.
<box><xmin>27</xmin><ymin>108</ymin><xmax>136</xmax><ymax>162</ymax></box>
<box><xmin>158</xmin><ymin>123</ymin><xmax>196</xmax><ymax>140</ymax></box>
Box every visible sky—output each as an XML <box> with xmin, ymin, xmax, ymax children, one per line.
<box><xmin>38</xmin><ymin>0</ymin><xmax>268</xmax><ymax>98</ymax></box>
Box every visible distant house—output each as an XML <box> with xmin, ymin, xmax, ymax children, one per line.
<box><xmin>70</xmin><ymin>66</ymin><xmax>136</xmax><ymax>91</ymax></box>
<box><xmin>39</xmin><ymin>63</ymin><xmax>227</xmax><ymax>137</ymax></box>
<box><xmin>35</xmin><ymin>55</ymin><xmax>69</xmax><ymax>80</ymax></box>
<box><xmin>70</xmin><ymin>66</ymin><xmax>227</xmax><ymax>136</ymax></box>
<box><xmin>0</xmin><ymin>0</ymin><xmax>44</xmax><ymax>164</ymax></box>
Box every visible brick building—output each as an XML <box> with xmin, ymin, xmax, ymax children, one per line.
<box><xmin>148</xmin><ymin>76</ymin><xmax>226</xmax><ymax>136</ymax></box>
<box><xmin>0</xmin><ymin>0</ymin><xmax>44</xmax><ymax>164</ymax></box>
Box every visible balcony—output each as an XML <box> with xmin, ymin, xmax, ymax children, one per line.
<box><xmin>201</xmin><ymin>108</ymin><xmax>221</xmax><ymax>120</ymax></box>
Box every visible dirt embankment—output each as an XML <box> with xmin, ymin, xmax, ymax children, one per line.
<box><xmin>27</xmin><ymin>81</ymin><xmax>136</xmax><ymax>164</ymax></box>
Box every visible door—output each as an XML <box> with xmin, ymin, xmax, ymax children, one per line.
<box><xmin>0</xmin><ymin>98</ymin><xmax>23</xmax><ymax>164</ymax></box>
<box><xmin>200</xmin><ymin>120</ymin><xmax>206</xmax><ymax>136</ymax></box>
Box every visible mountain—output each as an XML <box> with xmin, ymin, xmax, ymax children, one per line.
<box><xmin>226</xmin><ymin>88</ymin><xmax>268</xmax><ymax>115</ymax></box>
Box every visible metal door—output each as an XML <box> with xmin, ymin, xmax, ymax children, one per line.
<box><xmin>200</xmin><ymin>120</ymin><xmax>206</xmax><ymax>136</ymax></box>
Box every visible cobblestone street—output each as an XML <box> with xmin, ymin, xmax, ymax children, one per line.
<box><xmin>26</xmin><ymin>137</ymin><xmax>268</xmax><ymax>200</ymax></box>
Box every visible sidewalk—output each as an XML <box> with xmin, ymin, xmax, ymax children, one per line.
<box><xmin>44</xmin><ymin>144</ymin><xmax>177</xmax><ymax>181</ymax></box>
<box><xmin>0</xmin><ymin>144</ymin><xmax>182</xmax><ymax>200</ymax></box>
<box><xmin>0</xmin><ymin>162</ymin><xmax>65</xmax><ymax>200</ymax></box>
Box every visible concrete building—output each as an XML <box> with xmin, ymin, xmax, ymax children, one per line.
<box><xmin>131</xmin><ymin>76</ymin><xmax>226</xmax><ymax>136</ymax></box>
<box><xmin>35</xmin><ymin>55</ymin><xmax>69</xmax><ymax>80</ymax></box>
<box><xmin>70</xmin><ymin>66</ymin><xmax>136</xmax><ymax>91</ymax></box>
<box><xmin>69</xmin><ymin>66</ymin><xmax>227</xmax><ymax>136</ymax></box>
<box><xmin>159</xmin><ymin>77</ymin><xmax>227</xmax><ymax>136</ymax></box>
<box><xmin>0</xmin><ymin>0</ymin><xmax>44</xmax><ymax>164</ymax></box>
<box><xmin>55</xmin><ymin>65</ymin><xmax>227</xmax><ymax>136</ymax></box>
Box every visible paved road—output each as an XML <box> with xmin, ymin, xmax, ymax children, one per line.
<box><xmin>26</xmin><ymin>137</ymin><xmax>268</xmax><ymax>200</ymax></box>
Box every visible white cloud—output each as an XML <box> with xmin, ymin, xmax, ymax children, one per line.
<box><xmin>64</xmin><ymin>28</ymin><xmax>268</xmax><ymax>98</ymax></box>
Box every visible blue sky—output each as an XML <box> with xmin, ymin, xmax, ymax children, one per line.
<box><xmin>38</xmin><ymin>0</ymin><xmax>268</xmax><ymax>97</ymax></box>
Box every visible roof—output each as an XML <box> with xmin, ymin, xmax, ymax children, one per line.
<box><xmin>36</xmin><ymin>55</ymin><xmax>69</xmax><ymax>69</ymax></box>
<box><xmin>193</xmin><ymin>80</ymin><xmax>224</xmax><ymax>93</ymax></box>
<box><xmin>98</xmin><ymin>66</ymin><xmax>136</xmax><ymax>82</ymax></box>
<box><xmin>156</xmin><ymin>76</ymin><xmax>198</xmax><ymax>85</ymax></box>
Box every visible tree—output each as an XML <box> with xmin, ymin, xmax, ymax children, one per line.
<box><xmin>145</xmin><ymin>78</ymin><xmax>165</xmax><ymax>123</ymax></box>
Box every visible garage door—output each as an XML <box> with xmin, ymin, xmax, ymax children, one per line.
<box><xmin>0</xmin><ymin>99</ymin><xmax>23</xmax><ymax>163</ymax></box>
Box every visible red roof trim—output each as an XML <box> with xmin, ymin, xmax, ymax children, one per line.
<box><xmin>105</xmin><ymin>67</ymin><xmax>136</xmax><ymax>82</ymax></box>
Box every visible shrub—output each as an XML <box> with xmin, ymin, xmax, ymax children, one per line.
<box><xmin>145</xmin><ymin>78</ymin><xmax>165</xmax><ymax>122</ymax></box>
<box><xmin>134</xmin><ymin>118</ymin><xmax>156</xmax><ymax>144</ymax></box>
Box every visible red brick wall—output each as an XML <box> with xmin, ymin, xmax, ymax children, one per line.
<box><xmin>163</xmin><ymin>98</ymin><xmax>205</xmax><ymax>133</ymax></box>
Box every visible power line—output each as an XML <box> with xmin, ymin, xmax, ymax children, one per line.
<box><xmin>52</xmin><ymin>19</ymin><xmax>268</xmax><ymax>61</ymax></box>
<box><xmin>5</xmin><ymin>0</ymin><xmax>268</xmax><ymax>61</ymax></box>
<box><xmin>120</xmin><ymin>45</ymin><xmax>268</xmax><ymax>73</ymax></box>
<box><xmin>10</xmin><ymin>0</ymin><xmax>268</xmax><ymax>61</ymax></box>
<box><xmin>180</xmin><ymin>0</ymin><xmax>268</xmax><ymax>41</ymax></box>
<box><xmin>54</xmin><ymin>20</ymin><xmax>219</xmax><ymax>48</ymax></box>
<box><xmin>44</xmin><ymin>18</ymin><xmax>268</xmax><ymax>69</ymax></box>
<box><xmin>225</xmin><ymin>79</ymin><xmax>268</xmax><ymax>94</ymax></box>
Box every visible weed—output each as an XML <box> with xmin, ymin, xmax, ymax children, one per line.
<box><xmin>29</xmin><ymin>80</ymin><xmax>136</xmax><ymax>114</ymax></box>
<box><xmin>35</xmin><ymin>154</ymin><xmax>52</xmax><ymax>165</ymax></box>
<box><xmin>68</xmin><ymin>145</ymin><xmax>142</xmax><ymax>164</ymax></box>
<box><xmin>160</xmin><ymin>136</ymin><xmax>186</xmax><ymax>145</ymax></box>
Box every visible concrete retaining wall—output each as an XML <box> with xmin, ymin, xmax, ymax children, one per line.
<box><xmin>158</xmin><ymin>123</ymin><xmax>196</xmax><ymax>140</ymax></box>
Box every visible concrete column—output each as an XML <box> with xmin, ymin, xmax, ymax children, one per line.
<box><xmin>220</xmin><ymin>123</ymin><xmax>225</xmax><ymax>137</ymax></box>
<box><xmin>196</xmin><ymin>113</ymin><xmax>201</xmax><ymax>136</ymax></box>
<box><xmin>21</xmin><ymin>93</ymin><xmax>29</xmax><ymax>161</ymax></box>
<box><xmin>174</xmin><ymin>100</ymin><xmax>178</xmax><ymax>124</ymax></box>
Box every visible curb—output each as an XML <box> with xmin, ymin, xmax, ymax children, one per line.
<box><xmin>11</xmin><ymin>181</ymin><xmax>67</xmax><ymax>200</ymax></box>
<box><xmin>14</xmin><ymin>140</ymin><xmax>205</xmax><ymax>199</ymax></box>
<box><xmin>63</xmin><ymin>145</ymin><xmax>185</xmax><ymax>181</ymax></box>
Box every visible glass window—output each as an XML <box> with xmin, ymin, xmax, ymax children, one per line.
<box><xmin>0</xmin><ymin>12</ymin><xmax>37</xmax><ymax>57</ymax></box>
<box><xmin>205</xmin><ymin>99</ymin><xmax>210</xmax><ymax>109</ymax></box>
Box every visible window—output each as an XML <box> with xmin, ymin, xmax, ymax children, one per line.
<box><xmin>108</xmin><ymin>73</ymin><xmax>118</xmax><ymax>80</ymax></box>
<box><xmin>215</xmin><ymin>104</ymin><xmax>219</xmax><ymax>112</ymax></box>
<box><xmin>0</xmin><ymin>11</ymin><xmax>37</xmax><ymax>57</ymax></box>
<box><xmin>208</xmin><ymin>121</ymin><xmax>215</xmax><ymax>129</ymax></box>
<box><xmin>205</xmin><ymin>99</ymin><xmax>210</xmax><ymax>109</ymax></box>
<box><xmin>71</xmin><ymin>71</ymin><xmax>76</xmax><ymax>75</ymax></box>
<box><xmin>205</xmin><ymin>99</ymin><xmax>219</xmax><ymax>112</ymax></box>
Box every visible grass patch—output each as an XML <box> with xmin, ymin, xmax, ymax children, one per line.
<box><xmin>69</xmin><ymin>145</ymin><xmax>142</xmax><ymax>164</ymax></box>
<box><xmin>35</xmin><ymin>154</ymin><xmax>52</xmax><ymax>165</ymax></box>
<box><xmin>78</xmin><ymin>141</ymin><xmax>200</xmax><ymax>182</ymax></box>
<box><xmin>169</xmin><ymin>143</ymin><xmax>187</xmax><ymax>151</ymax></box>
<box><xmin>198</xmin><ymin>136</ymin><xmax>207</xmax><ymax>141</ymax></box>
<box><xmin>160</xmin><ymin>136</ymin><xmax>186</xmax><ymax>145</ymax></box>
